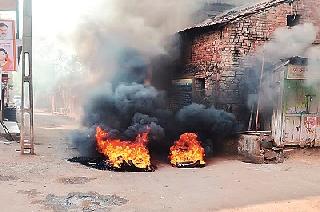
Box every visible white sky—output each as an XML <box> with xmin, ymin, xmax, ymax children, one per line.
<box><xmin>31</xmin><ymin>0</ymin><xmax>112</xmax><ymax>60</ymax></box>
<box><xmin>33</xmin><ymin>0</ymin><xmax>106</xmax><ymax>36</ymax></box>
<box><xmin>12</xmin><ymin>0</ymin><xmax>111</xmax><ymax>92</ymax></box>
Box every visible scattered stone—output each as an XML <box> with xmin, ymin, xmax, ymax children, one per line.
<box><xmin>261</xmin><ymin>140</ymin><xmax>273</xmax><ymax>149</ymax></box>
<box><xmin>264</xmin><ymin>149</ymin><xmax>278</xmax><ymax>160</ymax></box>
<box><xmin>264</xmin><ymin>148</ymin><xmax>284</xmax><ymax>164</ymax></box>
<box><xmin>34</xmin><ymin>142</ymin><xmax>43</xmax><ymax>145</ymax></box>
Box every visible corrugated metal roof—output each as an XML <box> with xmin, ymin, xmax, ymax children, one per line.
<box><xmin>181</xmin><ymin>0</ymin><xmax>293</xmax><ymax>32</ymax></box>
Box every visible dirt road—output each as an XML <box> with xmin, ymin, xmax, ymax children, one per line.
<box><xmin>0</xmin><ymin>112</ymin><xmax>319</xmax><ymax>211</ymax></box>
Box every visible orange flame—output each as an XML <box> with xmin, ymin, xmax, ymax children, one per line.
<box><xmin>95</xmin><ymin>127</ymin><xmax>151</xmax><ymax>169</ymax></box>
<box><xmin>169</xmin><ymin>133</ymin><xmax>205</xmax><ymax>166</ymax></box>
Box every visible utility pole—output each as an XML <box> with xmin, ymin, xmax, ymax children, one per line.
<box><xmin>20</xmin><ymin>0</ymin><xmax>34</xmax><ymax>154</ymax></box>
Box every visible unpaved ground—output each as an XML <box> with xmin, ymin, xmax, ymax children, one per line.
<box><xmin>0</xmin><ymin>112</ymin><xmax>320</xmax><ymax>212</ymax></box>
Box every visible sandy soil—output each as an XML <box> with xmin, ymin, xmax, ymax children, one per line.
<box><xmin>0</xmin><ymin>112</ymin><xmax>319</xmax><ymax>212</ymax></box>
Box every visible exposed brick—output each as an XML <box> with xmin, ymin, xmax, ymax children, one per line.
<box><xmin>179</xmin><ymin>0</ymin><xmax>320</xmax><ymax>120</ymax></box>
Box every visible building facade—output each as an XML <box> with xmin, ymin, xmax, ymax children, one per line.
<box><xmin>177</xmin><ymin>0</ymin><xmax>320</xmax><ymax>129</ymax></box>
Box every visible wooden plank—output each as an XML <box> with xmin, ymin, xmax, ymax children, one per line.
<box><xmin>300</xmin><ymin>115</ymin><xmax>317</xmax><ymax>146</ymax></box>
<box><xmin>283</xmin><ymin>116</ymin><xmax>301</xmax><ymax>144</ymax></box>
<box><xmin>272</xmin><ymin>65</ymin><xmax>285</xmax><ymax>146</ymax></box>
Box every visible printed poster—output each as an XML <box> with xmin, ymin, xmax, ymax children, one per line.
<box><xmin>0</xmin><ymin>20</ymin><xmax>16</xmax><ymax>71</ymax></box>
<box><xmin>0</xmin><ymin>0</ymin><xmax>17</xmax><ymax>11</ymax></box>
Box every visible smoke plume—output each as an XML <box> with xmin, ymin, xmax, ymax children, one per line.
<box><xmin>305</xmin><ymin>46</ymin><xmax>320</xmax><ymax>86</ymax></box>
<box><xmin>71</xmin><ymin>0</ymin><xmax>239</xmax><ymax>156</ymax></box>
<box><xmin>83</xmin><ymin>83</ymin><xmax>167</xmax><ymax>139</ymax></box>
<box><xmin>176</xmin><ymin>104</ymin><xmax>238</xmax><ymax>140</ymax></box>
<box><xmin>74</xmin><ymin>0</ymin><xmax>206</xmax><ymax>80</ymax></box>
<box><xmin>244</xmin><ymin>23</ymin><xmax>318</xmax><ymax>111</ymax></box>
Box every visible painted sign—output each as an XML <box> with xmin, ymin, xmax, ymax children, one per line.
<box><xmin>304</xmin><ymin>116</ymin><xmax>318</xmax><ymax>129</ymax></box>
<box><xmin>287</xmin><ymin>64</ymin><xmax>306</xmax><ymax>79</ymax></box>
<box><xmin>0</xmin><ymin>0</ymin><xmax>17</xmax><ymax>11</ymax></box>
<box><xmin>172</xmin><ymin>79</ymin><xmax>193</xmax><ymax>87</ymax></box>
<box><xmin>170</xmin><ymin>79</ymin><xmax>193</xmax><ymax>109</ymax></box>
<box><xmin>0</xmin><ymin>20</ymin><xmax>16</xmax><ymax>71</ymax></box>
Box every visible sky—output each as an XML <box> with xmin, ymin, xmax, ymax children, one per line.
<box><xmin>29</xmin><ymin>0</ymin><xmax>109</xmax><ymax>96</ymax></box>
<box><xmin>33</xmin><ymin>0</ymin><xmax>102</xmax><ymax>34</ymax></box>
<box><xmin>31</xmin><ymin>0</ymin><xmax>260</xmax><ymax>38</ymax></box>
<box><xmin>31</xmin><ymin>0</ymin><xmax>258</xmax><ymax>53</ymax></box>
<box><xmin>11</xmin><ymin>0</ymin><xmax>257</xmax><ymax>98</ymax></box>
<box><xmin>33</xmin><ymin>0</ymin><xmax>108</xmax><ymax>51</ymax></box>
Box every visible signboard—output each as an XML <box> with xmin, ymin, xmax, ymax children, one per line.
<box><xmin>1</xmin><ymin>73</ymin><xmax>8</xmax><ymax>83</ymax></box>
<box><xmin>0</xmin><ymin>0</ymin><xmax>17</xmax><ymax>11</ymax></box>
<box><xmin>172</xmin><ymin>79</ymin><xmax>193</xmax><ymax>87</ymax></box>
<box><xmin>170</xmin><ymin>79</ymin><xmax>193</xmax><ymax>109</ymax></box>
<box><xmin>0</xmin><ymin>20</ymin><xmax>16</xmax><ymax>71</ymax></box>
<box><xmin>287</xmin><ymin>64</ymin><xmax>306</xmax><ymax>79</ymax></box>
<box><xmin>304</xmin><ymin>116</ymin><xmax>318</xmax><ymax>130</ymax></box>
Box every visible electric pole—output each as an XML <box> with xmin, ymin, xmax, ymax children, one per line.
<box><xmin>20</xmin><ymin>0</ymin><xmax>34</xmax><ymax>154</ymax></box>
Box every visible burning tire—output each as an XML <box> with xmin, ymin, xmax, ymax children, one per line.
<box><xmin>68</xmin><ymin>157</ymin><xmax>155</xmax><ymax>172</ymax></box>
<box><xmin>94</xmin><ymin>126</ymin><xmax>155</xmax><ymax>172</ymax></box>
<box><xmin>169</xmin><ymin>133</ymin><xmax>206</xmax><ymax>168</ymax></box>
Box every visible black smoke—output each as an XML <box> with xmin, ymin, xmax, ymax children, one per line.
<box><xmin>83</xmin><ymin>83</ymin><xmax>167</xmax><ymax>133</ymax></box>
<box><xmin>73</xmin><ymin>58</ymin><xmax>239</xmax><ymax>156</ymax></box>
<box><xmin>67</xmin><ymin>0</ymin><xmax>241</xmax><ymax>158</ymax></box>
<box><xmin>176</xmin><ymin>103</ymin><xmax>238</xmax><ymax>140</ymax></box>
<box><xmin>112</xmin><ymin>49</ymin><xmax>149</xmax><ymax>85</ymax></box>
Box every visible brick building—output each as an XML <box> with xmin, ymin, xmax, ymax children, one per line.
<box><xmin>175</xmin><ymin>0</ymin><xmax>320</xmax><ymax>129</ymax></box>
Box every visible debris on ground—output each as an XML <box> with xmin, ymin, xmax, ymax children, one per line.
<box><xmin>0</xmin><ymin>174</ymin><xmax>19</xmax><ymax>181</ymax></box>
<box><xmin>238</xmin><ymin>134</ymin><xmax>284</xmax><ymax>164</ymax></box>
<box><xmin>17</xmin><ymin>189</ymin><xmax>41</xmax><ymax>198</ymax></box>
<box><xmin>57</xmin><ymin>177</ymin><xmax>96</xmax><ymax>185</ymax></box>
<box><xmin>0</xmin><ymin>137</ymin><xmax>13</xmax><ymax>145</ymax></box>
<box><xmin>68</xmin><ymin>157</ymin><xmax>155</xmax><ymax>172</ymax></box>
<box><xmin>41</xmin><ymin>192</ymin><xmax>128</xmax><ymax>212</ymax></box>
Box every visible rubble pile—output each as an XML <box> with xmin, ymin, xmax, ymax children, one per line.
<box><xmin>238</xmin><ymin>134</ymin><xmax>284</xmax><ymax>164</ymax></box>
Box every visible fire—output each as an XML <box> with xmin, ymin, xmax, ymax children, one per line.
<box><xmin>169</xmin><ymin>133</ymin><xmax>206</xmax><ymax>167</ymax></box>
<box><xmin>95</xmin><ymin>127</ymin><xmax>151</xmax><ymax>170</ymax></box>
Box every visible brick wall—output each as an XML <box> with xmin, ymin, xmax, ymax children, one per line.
<box><xmin>179</xmin><ymin>0</ymin><xmax>320</xmax><ymax>122</ymax></box>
